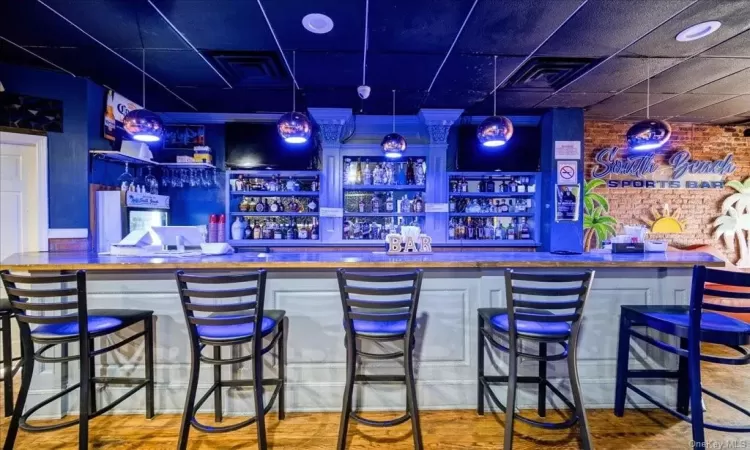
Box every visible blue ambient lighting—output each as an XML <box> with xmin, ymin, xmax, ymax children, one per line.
<box><xmin>626</xmin><ymin>119</ymin><xmax>671</xmax><ymax>151</ymax></box>
<box><xmin>123</xmin><ymin>109</ymin><xmax>163</xmax><ymax>143</ymax></box>
<box><xmin>277</xmin><ymin>111</ymin><xmax>312</xmax><ymax>144</ymax></box>
<box><xmin>477</xmin><ymin>116</ymin><xmax>513</xmax><ymax>148</ymax></box>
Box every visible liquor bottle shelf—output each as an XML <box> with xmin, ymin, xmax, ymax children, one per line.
<box><xmin>228</xmin><ymin>239</ymin><xmax>320</xmax><ymax>246</ymax></box>
<box><xmin>343</xmin><ymin>185</ymin><xmax>426</xmax><ymax>191</ymax></box>
<box><xmin>230</xmin><ymin>212</ymin><xmax>319</xmax><ymax>217</ymax></box>
<box><xmin>91</xmin><ymin>151</ymin><xmax>216</xmax><ymax>168</ymax></box>
<box><xmin>231</xmin><ymin>190</ymin><xmax>319</xmax><ymax>196</ymax></box>
<box><xmin>449</xmin><ymin>192</ymin><xmax>535</xmax><ymax>198</ymax></box>
<box><xmin>448</xmin><ymin>212</ymin><xmax>534</xmax><ymax>217</ymax></box>
<box><xmin>444</xmin><ymin>239</ymin><xmax>539</xmax><ymax>246</ymax></box>
<box><xmin>343</xmin><ymin>212</ymin><xmax>426</xmax><ymax>217</ymax></box>
<box><xmin>447</xmin><ymin>171</ymin><xmax>539</xmax><ymax>178</ymax></box>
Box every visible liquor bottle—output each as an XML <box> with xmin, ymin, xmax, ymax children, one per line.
<box><xmin>270</xmin><ymin>199</ymin><xmax>280</xmax><ymax>213</ymax></box>
<box><xmin>406</xmin><ymin>158</ymin><xmax>415</xmax><ymax>185</ymax></box>
<box><xmin>461</xmin><ymin>177</ymin><xmax>469</xmax><ymax>192</ymax></box>
<box><xmin>507</xmin><ymin>222</ymin><xmax>516</xmax><ymax>240</ymax></box>
<box><xmin>499</xmin><ymin>199</ymin><xmax>510</xmax><ymax>213</ymax></box>
<box><xmin>479</xmin><ymin>176</ymin><xmax>486</xmax><ymax>193</ymax></box>
<box><xmin>307</xmin><ymin>197</ymin><xmax>317</xmax><ymax>212</ymax></box>
<box><xmin>288</xmin><ymin>197</ymin><xmax>299</xmax><ymax>213</ymax></box>
<box><xmin>467</xmin><ymin>218</ymin><xmax>475</xmax><ymax>239</ymax></box>
<box><xmin>506</xmin><ymin>177</ymin><xmax>515</xmax><ymax>193</ymax></box>
<box><xmin>500</xmin><ymin>178</ymin><xmax>509</xmax><ymax>193</ymax></box>
<box><xmin>232</xmin><ymin>217</ymin><xmax>244</xmax><ymax>240</ymax></box>
<box><xmin>261</xmin><ymin>220</ymin><xmax>271</xmax><ymax>239</ymax></box>
<box><xmin>396</xmin><ymin>162</ymin><xmax>407</xmax><ymax>185</ymax></box>
<box><xmin>528</xmin><ymin>177</ymin><xmax>536</xmax><ymax>193</ymax></box>
<box><xmin>311</xmin><ymin>175</ymin><xmax>320</xmax><ymax>192</ymax></box>
<box><xmin>264</xmin><ymin>199</ymin><xmax>271</xmax><ymax>212</ymax></box>
<box><xmin>255</xmin><ymin>198</ymin><xmax>265</xmax><ymax>213</ymax></box>
<box><xmin>344</xmin><ymin>158</ymin><xmax>353</xmax><ymax>184</ymax></box>
<box><xmin>363</xmin><ymin>159</ymin><xmax>373</xmax><ymax>185</ymax></box>
<box><xmin>450</xmin><ymin>178</ymin><xmax>458</xmax><ymax>192</ymax></box>
<box><xmin>520</xmin><ymin>218</ymin><xmax>531</xmax><ymax>240</ymax></box>
<box><xmin>286</xmin><ymin>220</ymin><xmax>295</xmax><ymax>240</ymax></box>
<box><xmin>459</xmin><ymin>219</ymin><xmax>467</xmax><ymax>239</ymax></box>
<box><xmin>372</xmin><ymin>163</ymin><xmax>383</xmax><ymax>185</ymax></box>
<box><xmin>234</xmin><ymin>175</ymin><xmax>245</xmax><ymax>192</ymax></box>
<box><xmin>495</xmin><ymin>221</ymin><xmax>505</xmax><ymax>240</ymax></box>
<box><xmin>299</xmin><ymin>220</ymin><xmax>309</xmax><ymax>239</ymax></box>
<box><xmin>239</xmin><ymin>197</ymin><xmax>251</xmax><ymax>212</ymax></box>
<box><xmin>358</xmin><ymin>197</ymin><xmax>366</xmax><ymax>213</ymax></box>
<box><xmin>448</xmin><ymin>219</ymin><xmax>456</xmax><ymax>240</ymax></box>
<box><xmin>400</xmin><ymin>195</ymin><xmax>410</xmax><ymax>213</ymax></box>
<box><xmin>283</xmin><ymin>176</ymin><xmax>294</xmax><ymax>191</ymax></box>
<box><xmin>385</xmin><ymin>193</ymin><xmax>394</xmax><ymax>213</ymax></box>
<box><xmin>244</xmin><ymin>220</ymin><xmax>252</xmax><ymax>239</ymax></box>
<box><xmin>517</xmin><ymin>176</ymin><xmax>527</xmax><ymax>193</ymax></box>
<box><xmin>486</xmin><ymin>176</ymin><xmax>495</xmax><ymax>193</ymax></box>
<box><xmin>415</xmin><ymin>158</ymin><xmax>426</xmax><ymax>185</ymax></box>
<box><xmin>278</xmin><ymin>199</ymin><xmax>285</xmax><ymax>212</ymax></box>
<box><xmin>253</xmin><ymin>221</ymin><xmax>262</xmax><ymax>240</ymax></box>
<box><xmin>413</xmin><ymin>193</ymin><xmax>424</xmax><ymax>213</ymax></box>
<box><xmin>355</xmin><ymin>159</ymin><xmax>363</xmax><ymax>184</ymax></box>
<box><xmin>477</xmin><ymin>219</ymin><xmax>485</xmax><ymax>239</ymax></box>
<box><xmin>311</xmin><ymin>219</ymin><xmax>319</xmax><ymax>240</ymax></box>
<box><xmin>449</xmin><ymin>197</ymin><xmax>456</xmax><ymax>213</ymax></box>
<box><xmin>371</xmin><ymin>194</ymin><xmax>381</xmax><ymax>213</ymax></box>
<box><xmin>267</xmin><ymin>175</ymin><xmax>278</xmax><ymax>192</ymax></box>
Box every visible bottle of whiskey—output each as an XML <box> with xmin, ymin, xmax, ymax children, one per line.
<box><xmin>461</xmin><ymin>177</ymin><xmax>469</xmax><ymax>192</ymax></box>
<box><xmin>520</xmin><ymin>218</ymin><xmax>531</xmax><ymax>240</ymax></box>
<box><xmin>298</xmin><ymin>220</ymin><xmax>309</xmax><ymax>239</ymax></box>
<box><xmin>406</xmin><ymin>158</ymin><xmax>415</xmax><ymax>185</ymax></box>
<box><xmin>499</xmin><ymin>199</ymin><xmax>510</xmax><ymax>213</ymax></box>
<box><xmin>517</xmin><ymin>176</ymin><xmax>527</xmax><ymax>193</ymax></box>
<box><xmin>509</xmin><ymin>177</ymin><xmax>518</xmax><ymax>193</ymax></box>
<box><xmin>371</xmin><ymin>194</ymin><xmax>381</xmax><ymax>213</ymax></box>
<box><xmin>244</xmin><ymin>220</ymin><xmax>252</xmax><ymax>239</ymax></box>
<box><xmin>385</xmin><ymin>193</ymin><xmax>394</xmax><ymax>213</ymax></box>
<box><xmin>486</xmin><ymin>176</ymin><xmax>495</xmax><ymax>193</ymax></box>
<box><xmin>448</xmin><ymin>219</ymin><xmax>456</xmax><ymax>240</ymax></box>
<box><xmin>494</xmin><ymin>221</ymin><xmax>505</xmax><ymax>240</ymax></box>
<box><xmin>413</xmin><ymin>193</ymin><xmax>424</xmax><ymax>213</ymax></box>
<box><xmin>355</xmin><ymin>159</ymin><xmax>363</xmax><ymax>184</ymax></box>
<box><xmin>270</xmin><ymin>199</ymin><xmax>280</xmax><ymax>213</ymax></box>
<box><xmin>449</xmin><ymin>197</ymin><xmax>456</xmax><ymax>213</ymax></box>
<box><xmin>264</xmin><ymin>199</ymin><xmax>271</xmax><ymax>212</ymax></box>
<box><xmin>363</xmin><ymin>159</ymin><xmax>373</xmax><ymax>185</ymax></box>
<box><xmin>255</xmin><ymin>198</ymin><xmax>265</xmax><ymax>213</ymax></box>
<box><xmin>274</xmin><ymin>223</ymin><xmax>283</xmax><ymax>240</ymax></box>
<box><xmin>479</xmin><ymin>176</ymin><xmax>486</xmax><ymax>193</ymax></box>
<box><xmin>507</xmin><ymin>222</ymin><xmax>516</xmax><ymax>240</ymax></box>
<box><xmin>358</xmin><ymin>197</ymin><xmax>366</xmax><ymax>213</ymax></box>
<box><xmin>252</xmin><ymin>221</ymin><xmax>261</xmax><ymax>240</ymax></box>
<box><xmin>311</xmin><ymin>219</ymin><xmax>319</xmax><ymax>240</ymax></box>
<box><xmin>467</xmin><ymin>218</ymin><xmax>475</xmax><ymax>239</ymax></box>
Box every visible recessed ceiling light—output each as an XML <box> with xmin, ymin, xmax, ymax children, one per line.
<box><xmin>302</xmin><ymin>13</ymin><xmax>334</xmax><ymax>34</ymax></box>
<box><xmin>676</xmin><ymin>21</ymin><xmax>721</xmax><ymax>42</ymax></box>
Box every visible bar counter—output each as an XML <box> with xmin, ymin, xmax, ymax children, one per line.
<box><xmin>0</xmin><ymin>250</ymin><xmax>724</xmax><ymax>271</ymax></box>
<box><xmin>0</xmin><ymin>250</ymin><xmax>723</xmax><ymax>418</ymax></box>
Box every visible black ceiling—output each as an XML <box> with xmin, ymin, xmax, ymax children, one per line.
<box><xmin>1</xmin><ymin>0</ymin><xmax>749</xmax><ymax>124</ymax></box>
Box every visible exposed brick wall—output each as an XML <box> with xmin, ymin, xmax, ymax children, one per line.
<box><xmin>584</xmin><ymin>121</ymin><xmax>750</xmax><ymax>263</ymax></box>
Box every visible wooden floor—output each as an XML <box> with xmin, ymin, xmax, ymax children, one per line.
<box><xmin>1</xmin><ymin>352</ymin><xmax>749</xmax><ymax>449</ymax></box>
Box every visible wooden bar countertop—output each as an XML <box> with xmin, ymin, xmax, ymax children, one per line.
<box><xmin>0</xmin><ymin>250</ymin><xmax>724</xmax><ymax>271</ymax></box>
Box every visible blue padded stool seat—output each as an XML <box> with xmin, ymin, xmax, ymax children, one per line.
<box><xmin>479</xmin><ymin>307</ymin><xmax>571</xmax><ymax>338</ymax></box>
<box><xmin>622</xmin><ymin>305</ymin><xmax>750</xmax><ymax>343</ymax></box>
<box><xmin>30</xmin><ymin>308</ymin><xmax>153</xmax><ymax>339</ymax></box>
<box><xmin>352</xmin><ymin>318</ymin><xmax>408</xmax><ymax>336</ymax></box>
<box><xmin>196</xmin><ymin>310</ymin><xmax>284</xmax><ymax>341</ymax></box>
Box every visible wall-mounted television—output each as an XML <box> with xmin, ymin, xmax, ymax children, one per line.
<box><xmin>225</xmin><ymin>122</ymin><xmax>319</xmax><ymax>170</ymax></box>
<box><xmin>456</xmin><ymin>123</ymin><xmax>541</xmax><ymax>172</ymax></box>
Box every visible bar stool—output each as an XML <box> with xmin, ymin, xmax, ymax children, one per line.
<box><xmin>0</xmin><ymin>270</ymin><xmax>155</xmax><ymax>450</ymax></box>
<box><xmin>175</xmin><ymin>270</ymin><xmax>286</xmax><ymax>450</ymax></box>
<box><xmin>1</xmin><ymin>309</ymin><xmax>23</xmax><ymax>416</ymax></box>
<box><xmin>615</xmin><ymin>265</ymin><xmax>750</xmax><ymax>446</ymax></box>
<box><xmin>336</xmin><ymin>269</ymin><xmax>424</xmax><ymax>450</ymax></box>
<box><xmin>477</xmin><ymin>269</ymin><xmax>595</xmax><ymax>450</ymax></box>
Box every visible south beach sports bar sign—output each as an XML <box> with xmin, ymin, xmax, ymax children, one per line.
<box><xmin>590</xmin><ymin>147</ymin><xmax>736</xmax><ymax>189</ymax></box>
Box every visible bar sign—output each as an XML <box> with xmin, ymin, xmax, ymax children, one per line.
<box><xmin>425</xmin><ymin>203</ymin><xmax>449</xmax><ymax>213</ymax></box>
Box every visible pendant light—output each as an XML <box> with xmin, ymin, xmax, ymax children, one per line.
<box><xmin>381</xmin><ymin>89</ymin><xmax>406</xmax><ymax>158</ymax></box>
<box><xmin>477</xmin><ymin>56</ymin><xmax>513</xmax><ymax>148</ymax></box>
<box><xmin>123</xmin><ymin>48</ymin><xmax>164</xmax><ymax>143</ymax></box>
<box><xmin>626</xmin><ymin>59</ymin><xmax>671</xmax><ymax>151</ymax></box>
<box><xmin>277</xmin><ymin>51</ymin><xmax>312</xmax><ymax>144</ymax></box>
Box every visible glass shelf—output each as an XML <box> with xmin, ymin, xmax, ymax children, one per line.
<box><xmin>230</xmin><ymin>212</ymin><xmax>319</xmax><ymax>217</ymax></box>
<box><xmin>449</xmin><ymin>212</ymin><xmax>534</xmax><ymax>217</ymax></box>
<box><xmin>232</xmin><ymin>191</ymin><xmax>319</xmax><ymax>196</ymax></box>
<box><xmin>343</xmin><ymin>185</ymin><xmax>426</xmax><ymax>191</ymax></box>
<box><xmin>343</xmin><ymin>212</ymin><xmax>426</xmax><ymax>217</ymax></box>
<box><xmin>449</xmin><ymin>192</ymin><xmax>534</xmax><ymax>198</ymax></box>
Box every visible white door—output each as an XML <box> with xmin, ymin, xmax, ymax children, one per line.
<box><xmin>0</xmin><ymin>132</ymin><xmax>48</xmax><ymax>355</ymax></box>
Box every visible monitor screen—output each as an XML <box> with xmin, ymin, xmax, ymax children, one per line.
<box><xmin>456</xmin><ymin>123</ymin><xmax>541</xmax><ymax>172</ymax></box>
<box><xmin>225</xmin><ymin>122</ymin><xmax>319</xmax><ymax>170</ymax></box>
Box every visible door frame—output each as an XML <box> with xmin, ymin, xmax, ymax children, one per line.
<box><xmin>0</xmin><ymin>131</ymin><xmax>49</xmax><ymax>252</ymax></box>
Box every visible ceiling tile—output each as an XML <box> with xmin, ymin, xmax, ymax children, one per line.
<box><xmin>0</xmin><ymin>0</ymin><xmax>93</xmax><ymax>48</ymax></box>
<box><xmin>367</xmin><ymin>53</ymin><xmax>445</xmax><ymax>91</ymax></box>
<box><xmin>623</xmin><ymin>94</ymin><xmax>736</xmax><ymax>119</ymax></box>
<box><xmin>676</xmin><ymin>95</ymin><xmax>750</xmax><ymax>121</ymax></box>
<box><xmin>452</xmin><ymin>0</ymin><xmax>584</xmax><ymax>55</ymax></box>
<box><xmin>120</xmin><ymin>49</ymin><xmax>229</xmax><ymax>88</ymax></box>
<box><xmin>561</xmin><ymin>57</ymin><xmax>683</xmax><ymax>94</ymax></box>
<box><xmin>293</xmin><ymin>52</ymin><xmax>360</xmax><ymax>88</ymax></box>
<box><xmin>585</xmin><ymin>93</ymin><xmax>674</xmax><ymax>118</ymax></box>
<box><xmin>537</xmin><ymin>93</ymin><xmax>613</xmax><ymax>108</ymax></box>
<box><xmin>432</xmin><ymin>55</ymin><xmax>524</xmax><ymax>93</ymax></box>
<box><xmin>691</xmin><ymin>68</ymin><xmax>750</xmax><ymax>95</ymax></box>
<box><xmin>704</xmin><ymin>30</ymin><xmax>750</xmax><ymax>58</ymax></box>
<box><xmin>623</xmin><ymin>1</ymin><xmax>750</xmax><ymax>57</ymax></box>
<box><xmin>625</xmin><ymin>57</ymin><xmax>750</xmax><ymax>94</ymax></box>
<box><xmin>537</xmin><ymin>0</ymin><xmax>696</xmax><ymax>57</ymax></box>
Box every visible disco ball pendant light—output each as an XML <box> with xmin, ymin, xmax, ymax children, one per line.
<box><xmin>123</xmin><ymin>49</ymin><xmax>163</xmax><ymax>143</ymax></box>
<box><xmin>277</xmin><ymin>51</ymin><xmax>312</xmax><ymax>144</ymax></box>
<box><xmin>477</xmin><ymin>55</ymin><xmax>513</xmax><ymax>148</ymax></box>
<box><xmin>381</xmin><ymin>90</ymin><xmax>406</xmax><ymax>158</ymax></box>
<box><xmin>626</xmin><ymin>59</ymin><xmax>671</xmax><ymax>151</ymax></box>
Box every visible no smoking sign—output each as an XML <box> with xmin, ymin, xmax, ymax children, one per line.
<box><xmin>557</xmin><ymin>161</ymin><xmax>577</xmax><ymax>185</ymax></box>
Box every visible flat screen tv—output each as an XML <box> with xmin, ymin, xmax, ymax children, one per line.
<box><xmin>456</xmin><ymin>123</ymin><xmax>541</xmax><ymax>172</ymax></box>
<box><xmin>225</xmin><ymin>122</ymin><xmax>318</xmax><ymax>170</ymax></box>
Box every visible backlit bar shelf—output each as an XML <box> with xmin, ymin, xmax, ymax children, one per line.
<box><xmin>343</xmin><ymin>184</ymin><xmax>426</xmax><ymax>191</ymax></box>
<box><xmin>448</xmin><ymin>212</ymin><xmax>534</xmax><ymax>218</ymax></box>
<box><xmin>343</xmin><ymin>212</ymin><xmax>426</xmax><ymax>217</ymax></box>
<box><xmin>449</xmin><ymin>192</ymin><xmax>534</xmax><ymax>198</ymax></box>
<box><xmin>231</xmin><ymin>191</ymin><xmax>319</xmax><ymax>197</ymax></box>
<box><xmin>90</xmin><ymin>151</ymin><xmax>216</xmax><ymax>169</ymax></box>
<box><xmin>230</xmin><ymin>212</ymin><xmax>319</xmax><ymax>217</ymax></box>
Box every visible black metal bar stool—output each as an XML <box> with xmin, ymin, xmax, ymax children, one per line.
<box><xmin>0</xmin><ymin>270</ymin><xmax>155</xmax><ymax>450</ymax></box>
<box><xmin>336</xmin><ymin>269</ymin><xmax>424</xmax><ymax>450</ymax></box>
<box><xmin>175</xmin><ymin>270</ymin><xmax>286</xmax><ymax>450</ymax></box>
<box><xmin>1</xmin><ymin>309</ymin><xmax>23</xmax><ymax>416</ymax></box>
<box><xmin>477</xmin><ymin>269</ymin><xmax>595</xmax><ymax>449</ymax></box>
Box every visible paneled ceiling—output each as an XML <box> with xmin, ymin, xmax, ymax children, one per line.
<box><xmin>1</xmin><ymin>0</ymin><xmax>749</xmax><ymax>124</ymax></box>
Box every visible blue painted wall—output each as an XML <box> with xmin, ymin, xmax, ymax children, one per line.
<box><xmin>1</xmin><ymin>63</ymin><xmax>93</xmax><ymax>229</ymax></box>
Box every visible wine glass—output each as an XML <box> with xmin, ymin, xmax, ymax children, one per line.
<box><xmin>171</xmin><ymin>168</ymin><xmax>182</xmax><ymax>188</ymax></box>
<box><xmin>211</xmin><ymin>168</ymin><xmax>219</xmax><ymax>187</ymax></box>
<box><xmin>189</xmin><ymin>169</ymin><xmax>198</xmax><ymax>187</ymax></box>
<box><xmin>117</xmin><ymin>162</ymin><xmax>134</xmax><ymax>191</ymax></box>
<box><xmin>181</xmin><ymin>169</ymin><xmax>189</xmax><ymax>188</ymax></box>
<box><xmin>162</xmin><ymin>167</ymin><xmax>170</xmax><ymax>188</ymax></box>
<box><xmin>145</xmin><ymin>166</ymin><xmax>158</xmax><ymax>194</ymax></box>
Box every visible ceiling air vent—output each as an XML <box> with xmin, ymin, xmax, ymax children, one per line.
<box><xmin>504</xmin><ymin>57</ymin><xmax>599</xmax><ymax>92</ymax></box>
<box><xmin>205</xmin><ymin>51</ymin><xmax>287</xmax><ymax>88</ymax></box>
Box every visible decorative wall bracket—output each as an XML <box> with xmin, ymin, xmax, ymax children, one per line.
<box><xmin>418</xmin><ymin>109</ymin><xmax>463</xmax><ymax>145</ymax></box>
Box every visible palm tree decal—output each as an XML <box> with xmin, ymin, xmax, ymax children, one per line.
<box><xmin>714</xmin><ymin>177</ymin><xmax>750</xmax><ymax>267</ymax></box>
<box><xmin>583</xmin><ymin>179</ymin><xmax>617</xmax><ymax>251</ymax></box>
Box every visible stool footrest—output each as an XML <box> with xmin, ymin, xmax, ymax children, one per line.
<box><xmin>479</xmin><ymin>376</ymin><xmax>579</xmax><ymax>430</ymax></box>
<box><xmin>350</xmin><ymin>411</ymin><xmax>411</xmax><ymax>428</ymax></box>
<box><xmin>354</xmin><ymin>374</ymin><xmax>406</xmax><ymax>384</ymax></box>
<box><xmin>190</xmin><ymin>380</ymin><xmax>283</xmax><ymax>433</ymax></box>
